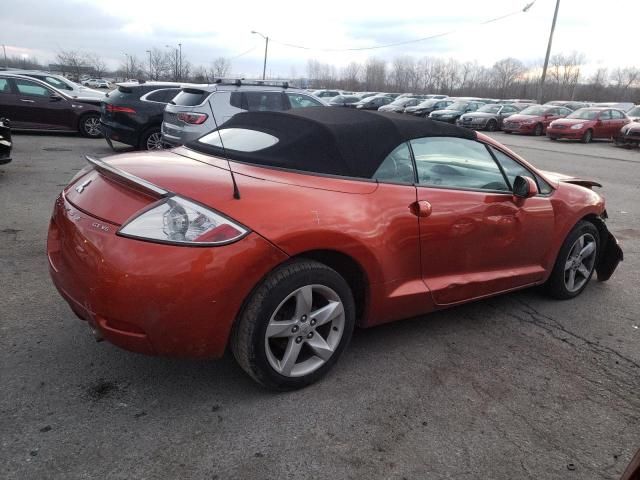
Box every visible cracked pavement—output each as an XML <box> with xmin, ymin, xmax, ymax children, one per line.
<box><xmin>1</xmin><ymin>132</ymin><xmax>638</xmax><ymax>479</ymax></box>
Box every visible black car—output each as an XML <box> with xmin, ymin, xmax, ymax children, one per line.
<box><xmin>327</xmin><ymin>95</ymin><xmax>362</xmax><ymax>107</ymax></box>
<box><xmin>0</xmin><ymin>73</ymin><xmax>102</xmax><ymax>138</ymax></box>
<box><xmin>429</xmin><ymin>100</ymin><xmax>486</xmax><ymax>124</ymax></box>
<box><xmin>404</xmin><ymin>99</ymin><xmax>453</xmax><ymax>117</ymax></box>
<box><xmin>353</xmin><ymin>95</ymin><xmax>393</xmax><ymax>110</ymax></box>
<box><xmin>0</xmin><ymin>117</ymin><xmax>11</xmax><ymax>164</ymax></box>
<box><xmin>100</xmin><ymin>82</ymin><xmax>189</xmax><ymax>150</ymax></box>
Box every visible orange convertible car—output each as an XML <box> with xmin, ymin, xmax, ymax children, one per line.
<box><xmin>48</xmin><ymin>108</ymin><xmax>622</xmax><ymax>389</ymax></box>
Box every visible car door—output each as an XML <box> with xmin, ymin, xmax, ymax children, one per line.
<box><xmin>0</xmin><ymin>77</ymin><xmax>22</xmax><ymax>126</ymax></box>
<box><xmin>610</xmin><ymin>109</ymin><xmax>628</xmax><ymax>137</ymax></box>
<box><xmin>13</xmin><ymin>78</ymin><xmax>75</xmax><ymax>130</ymax></box>
<box><xmin>411</xmin><ymin>136</ymin><xmax>555</xmax><ymax>305</ymax></box>
<box><xmin>596</xmin><ymin>109</ymin><xmax>614</xmax><ymax>137</ymax></box>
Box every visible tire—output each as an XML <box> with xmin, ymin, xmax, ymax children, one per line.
<box><xmin>231</xmin><ymin>259</ymin><xmax>356</xmax><ymax>390</ymax></box>
<box><xmin>581</xmin><ymin>129</ymin><xmax>593</xmax><ymax>144</ymax></box>
<box><xmin>534</xmin><ymin>123</ymin><xmax>543</xmax><ymax>136</ymax></box>
<box><xmin>79</xmin><ymin>114</ymin><xmax>102</xmax><ymax>138</ymax></box>
<box><xmin>139</xmin><ymin>127</ymin><xmax>164</xmax><ymax>151</ymax></box>
<box><xmin>486</xmin><ymin>119</ymin><xmax>497</xmax><ymax>132</ymax></box>
<box><xmin>546</xmin><ymin>221</ymin><xmax>600</xmax><ymax>300</ymax></box>
<box><xmin>504</xmin><ymin>130</ymin><xmax>512</xmax><ymax>134</ymax></box>
<box><xmin>549</xmin><ymin>137</ymin><xmax>558</xmax><ymax>141</ymax></box>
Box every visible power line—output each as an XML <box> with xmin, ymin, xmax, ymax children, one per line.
<box><xmin>230</xmin><ymin>45</ymin><xmax>257</xmax><ymax>60</ymax></box>
<box><xmin>267</xmin><ymin>1</ymin><xmax>536</xmax><ymax>53</ymax></box>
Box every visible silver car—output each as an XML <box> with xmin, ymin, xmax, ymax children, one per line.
<box><xmin>10</xmin><ymin>70</ymin><xmax>105</xmax><ymax>100</ymax></box>
<box><xmin>162</xmin><ymin>80</ymin><xmax>326</xmax><ymax>147</ymax></box>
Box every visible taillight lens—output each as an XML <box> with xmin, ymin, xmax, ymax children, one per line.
<box><xmin>106</xmin><ymin>104</ymin><xmax>136</xmax><ymax>114</ymax></box>
<box><xmin>118</xmin><ymin>196</ymin><xmax>248</xmax><ymax>246</ymax></box>
<box><xmin>177</xmin><ymin>112</ymin><xmax>208</xmax><ymax>124</ymax></box>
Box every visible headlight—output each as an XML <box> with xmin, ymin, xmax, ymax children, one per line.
<box><xmin>570</xmin><ymin>123</ymin><xmax>584</xmax><ymax>130</ymax></box>
<box><xmin>118</xmin><ymin>196</ymin><xmax>249</xmax><ymax>246</ymax></box>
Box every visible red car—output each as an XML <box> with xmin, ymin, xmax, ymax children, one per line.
<box><xmin>47</xmin><ymin>108</ymin><xmax>623</xmax><ymax>390</ymax></box>
<box><xmin>502</xmin><ymin>105</ymin><xmax>572</xmax><ymax>136</ymax></box>
<box><xmin>547</xmin><ymin>107</ymin><xmax>630</xmax><ymax>143</ymax></box>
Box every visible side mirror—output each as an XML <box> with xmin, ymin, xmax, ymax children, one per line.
<box><xmin>50</xmin><ymin>94</ymin><xmax>63</xmax><ymax>102</ymax></box>
<box><xmin>513</xmin><ymin>175</ymin><xmax>538</xmax><ymax>199</ymax></box>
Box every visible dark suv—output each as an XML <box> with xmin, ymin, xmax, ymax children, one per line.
<box><xmin>101</xmin><ymin>82</ymin><xmax>199</xmax><ymax>150</ymax></box>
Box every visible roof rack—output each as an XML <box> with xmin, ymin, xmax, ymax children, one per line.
<box><xmin>212</xmin><ymin>78</ymin><xmax>291</xmax><ymax>89</ymax></box>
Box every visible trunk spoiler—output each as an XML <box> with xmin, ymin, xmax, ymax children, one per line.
<box><xmin>85</xmin><ymin>155</ymin><xmax>170</xmax><ymax>198</ymax></box>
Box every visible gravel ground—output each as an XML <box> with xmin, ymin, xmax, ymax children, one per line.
<box><xmin>1</xmin><ymin>131</ymin><xmax>638</xmax><ymax>480</ymax></box>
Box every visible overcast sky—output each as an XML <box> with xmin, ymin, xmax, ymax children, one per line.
<box><xmin>1</xmin><ymin>0</ymin><xmax>638</xmax><ymax>77</ymax></box>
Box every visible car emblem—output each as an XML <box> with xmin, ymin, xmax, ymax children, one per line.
<box><xmin>75</xmin><ymin>179</ymin><xmax>92</xmax><ymax>193</ymax></box>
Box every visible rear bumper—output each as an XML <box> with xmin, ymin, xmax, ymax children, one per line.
<box><xmin>47</xmin><ymin>194</ymin><xmax>288</xmax><ymax>358</ymax></box>
<box><xmin>100</xmin><ymin>120</ymin><xmax>139</xmax><ymax>147</ymax></box>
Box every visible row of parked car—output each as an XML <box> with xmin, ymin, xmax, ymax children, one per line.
<box><xmin>0</xmin><ymin>69</ymin><xmax>639</xmax><ymax>160</ymax></box>
<box><xmin>314</xmin><ymin>89</ymin><xmax>640</xmax><ymax>146</ymax></box>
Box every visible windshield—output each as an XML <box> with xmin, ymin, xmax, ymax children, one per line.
<box><xmin>416</xmin><ymin>100</ymin><xmax>438</xmax><ymax>108</ymax></box>
<box><xmin>477</xmin><ymin>105</ymin><xmax>501</xmax><ymax>113</ymax></box>
<box><xmin>519</xmin><ymin>106</ymin><xmax>547</xmax><ymax>116</ymax></box>
<box><xmin>567</xmin><ymin>109</ymin><xmax>599</xmax><ymax>120</ymax></box>
<box><xmin>626</xmin><ymin>106</ymin><xmax>640</xmax><ymax>117</ymax></box>
<box><xmin>447</xmin><ymin>102</ymin><xmax>469</xmax><ymax>111</ymax></box>
<box><xmin>390</xmin><ymin>98</ymin><xmax>414</xmax><ymax>106</ymax></box>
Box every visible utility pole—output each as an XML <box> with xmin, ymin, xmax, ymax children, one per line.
<box><xmin>251</xmin><ymin>31</ymin><xmax>269</xmax><ymax>80</ymax></box>
<box><xmin>1</xmin><ymin>45</ymin><xmax>7</xmax><ymax>69</ymax></box>
<box><xmin>146</xmin><ymin>50</ymin><xmax>152</xmax><ymax>80</ymax></box>
<box><xmin>538</xmin><ymin>0</ymin><xmax>560</xmax><ymax>104</ymax></box>
<box><xmin>124</xmin><ymin>53</ymin><xmax>130</xmax><ymax>80</ymax></box>
<box><xmin>178</xmin><ymin>43</ymin><xmax>182</xmax><ymax>81</ymax></box>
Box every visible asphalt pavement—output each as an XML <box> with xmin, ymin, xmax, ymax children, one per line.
<box><xmin>1</xmin><ymin>131</ymin><xmax>638</xmax><ymax>480</ymax></box>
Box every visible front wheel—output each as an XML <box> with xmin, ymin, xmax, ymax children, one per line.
<box><xmin>79</xmin><ymin>114</ymin><xmax>102</xmax><ymax>138</ymax></box>
<box><xmin>534</xmin><ymin>123</ymin><xmax>543</xmax><ymax>136</ymax></box>
<box><xmin>231</xmin><ymin>260</ymin><xmax>356</xmax><ymax>390</ymax></box>
<box><xmin>486</xmin><ymin>119</ymin><xmax>497</xmax><ymax>132</ymax></box>
<box><xmin>581</xmin><ymin>129</ymin><xmax>593</xmax><ymax>144</ymax></box>
<box><xmin>546</xmin><ymin>221</ymin><xmax>600</xmax><ymax>299</ymax></box>
<box><xmin>139</xmin><ymin>127</ymin><xmax>164</xmax><ymax>151</ymax></box>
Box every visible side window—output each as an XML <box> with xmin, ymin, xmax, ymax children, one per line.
<box><xmin>15</xmin><ymin>79</ymin><xmax>51</xmax><ymax>97</ymax></box>
<box><xmin>146</xmin><ymin>88</ymin><xmax>180</xmax><ymax>103</ymax></box>
<box><xmin>229</xmin><ymin>91</ymin><xmax>242</xmax><ymax>109</ymax></box>
<box><xmin>600</xmin><ymin>110</ymin><xmax>612</xmax><ymax>120</ymax></box>
<box><xmin>501</xmin><ymin>106</ymin><xmax>516</xmax><ymax>114</ymax></box>
<box><xmin>372</xmin><ymin>143</ymin><xmax>414</xmax><ymax>183</ymax></box>
<box><xmin>43</xmin><ymin>76</ymin><xmax>72</xmax><ymax>91</ymax></box>
<box><xmin>560</xmin><ymin>107</ymin><xmax>572</xmax><ymax>116</ymax></box>
<box><xmin>490</xmin><ymin>146</ymin><xmax>552</xmax><ymax>195</ymax></box>
<box><xmin>411</xmin><ymin>137</ymin><xmax>509</xmax><ymax>191</ymax></box>
<box><xmin>242</xmin><ymin>92</ymin><xmax>285</xmax><ymax>112</ymax></box>
<box><xmin>610</xmin><ymin>110</ymin><xmax>624</xmax><ymax>119</ymax></box>
<box><xmin>0</xmin><ymin>78</ymin><xmax>10</xmax><ymax>93</ymax></box>
<box><xmin>287</xmin><ymin>93</ymin><xmax>323</xmax><ymax>109</ymax></box>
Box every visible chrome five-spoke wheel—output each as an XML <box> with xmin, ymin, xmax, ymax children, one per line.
<box><xmin>265</xmin><ymin>284</ymin><xmax>345</xmax><ymax>377</ymax></box>
<box><xmin>564</xmin><ymin>233</ymin><xmax>597</xmax><ymax>293</ymax></box>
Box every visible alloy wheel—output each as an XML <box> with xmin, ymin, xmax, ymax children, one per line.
<box><xmin>564</xmin><ymin>233</ymin><xmax>597</xmax><ymax>292</ymax></box>
<box><xmin>264</xmin><ymin>284</ymin><xmax>345</xmax><ymax>378</ymax></box>
<box><xmin>146</xmin><ymin>132</ymin><xmax>164</xmax><ymax>150</ymax></box>
<box><xmin>84</xmin><ymin>116</ymin><xmax>101</xmax><ymax>137</ymax></box>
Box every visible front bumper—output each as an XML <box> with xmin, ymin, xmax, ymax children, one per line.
<box><xmin>502</xmin><ymin>123</ymin><xmax>536</xmax><ymax>133</ymax></box>
<box><xmin>546</xmin><ymin>127</ymin><xmax>584</xmax><ymax>139</ymax></box>
<box><xmin>47</xmin><ymin>194</ymin><xmax>288</xmax><ymax>358</ymax></box>
<box><xmin>456</xmin><ymin>119</ymin><xmax>488</xmax><ymax>129</ymax></box>
<box><xmin>430</xmin><ymin>116</ymin><xmax>457</xmax><ymax>124</ymax></box>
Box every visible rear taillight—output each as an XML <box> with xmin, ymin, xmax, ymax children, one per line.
<box><xmin>177</xmin><ymin>112</ymin><xmax>208</xmax><ymax>125</ymax></box>
<box><xmin>106</xmin><ymin>104</ymin><xmax>136</xmax><ymax>114</ymax></box>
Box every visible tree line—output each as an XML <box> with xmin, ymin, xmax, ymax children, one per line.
<box><xmin>3</xmin><ymin>49</ymin><xmax>638</xmax><ymax>103</ymax></box>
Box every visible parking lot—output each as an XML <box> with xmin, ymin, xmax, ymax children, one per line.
<box><xmin>1</xmin><ymin>132</ymin><xmax>639</xmax><ymax>479</ymax></box>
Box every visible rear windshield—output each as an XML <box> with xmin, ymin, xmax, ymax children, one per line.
<box><xmin>107</xmin><ymin>87</ymin><xmax>137</xmax><ymax>100</ymax></box>
<box><xmin>172</xmin><ymin>89</ymin><xmax>208</xmax><ymax>106</ymax></box>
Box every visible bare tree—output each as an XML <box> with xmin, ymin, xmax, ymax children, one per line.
<box><xmin>56</xmin><ymin>50</ymin><xmax>88</xmax><ymax>80</ymax></box>
<box><xmin>211</xmin><ymin>57</ymin><xmax>231</xmax><ymax>78</ymax></box>
<box><xmin>491</xmin><ymin>58</ymin><xmax>525</xmax><ymax>98</ymax></box>
<box><xmin>364</xmin><ymin>58</ymin><xmax>386</xmax><ymax>91</ymax></box>
<box><xmin>86</xmin><ymin>54</ymin><xmax>107</xmax><ymax>77</ymax></box>
<box><xmin>341</xmin><ymin>62</ymin><xmax>361</xmax><ymax>91</ymax></box>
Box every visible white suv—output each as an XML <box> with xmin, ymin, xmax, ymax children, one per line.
<box><xmin>162</xmin><ymin>80</ymin><xmax>326</xmax><ymax>147</ymax></box>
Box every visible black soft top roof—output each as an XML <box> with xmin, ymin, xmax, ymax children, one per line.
<box><xmin>187</xmin><ymin>107</ymin><xmax>477</xmax><ymax>178</ymax></box>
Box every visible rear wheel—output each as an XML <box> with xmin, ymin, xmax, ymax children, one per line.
<box><xmin>546</xmin><ymin>221</ymin><xmax>599</xmax><ymax>299</ymax></box>
<box><xmin>231</xmin><ymin>260</ymin><xmax>355</xmax><ymax>390</ymax></box>
<box><xmin>139</xmin><ymin>127</ymin><xmax>164</xmax><ymax>151</ymax></box>
<box><xmin>79</xmin><ymin>114</ymin><xmax>101</xmax><ymax>138</ymax></box>
<box><xmin>534</xmin><ymin>123</ymin><xmax>543</xmax><ymax>136</ymax></box>
<box><xmin>549</xmin><ymin>136</ymin><xmax>558</xmax><ymax>141</ymax></box>
<box><xmin>581</xmin><ymin>129</ymin><xmax>593</xmax><ymax>144</ymax></box>
<box><xmin>486</xmin><ymin>119</ymin><xmax>497</xmax><ymax>132</ymax></box>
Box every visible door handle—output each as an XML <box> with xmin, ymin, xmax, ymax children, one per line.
<box><xmin>410</xmin><ymin>200</ymin><xmax>432</xmax><ymax>218</ymax></box>
<box><xmin>20</xmin><ymin>99</ymin><xmax>35</xmax><ymax>103</ymax></box>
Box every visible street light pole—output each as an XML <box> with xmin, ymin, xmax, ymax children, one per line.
<box><xmin>1</xmin><ymin>45</ymin><xmax>7</xmax><ymax>69</ymax></box>
<box><xmin>538</xmin><ymin>0</ymin><xmax>561</xmax><ymax>104</ymax></box>
<box><xmin>146</xmin><ymin>50</ymin><xmax>152</xmax><ymax>80</ymax></box>
<box><xmin>251</xmin><ymin>31</ymin><xmax>269</xmax><ymax>80</ymax></box>
<box><xmin>178</xmin><ymin>43</ymin><xmax>182</xmax><ymax>81</ymax></box>
<box><xmin>124</xmin><ymin>53</ymin><xmax>130</xmax><ymax>80</ymax></box>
